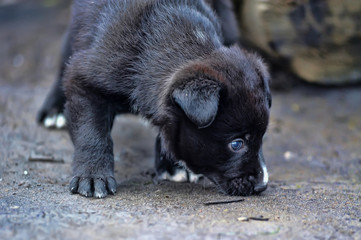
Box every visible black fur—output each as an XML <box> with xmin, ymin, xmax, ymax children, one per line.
<box><xmin>38</xmin><ymin>0</ymin><xmax>271</xmax><ymax>198</ymax></box>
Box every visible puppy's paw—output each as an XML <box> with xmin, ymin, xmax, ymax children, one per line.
<box><xmin>157</xmin><ymin>167</ymin><xmax>203</xmax><ymax>183</ymax></box>
<box><xmin>158</xmin><ymin>168</ymin><xmax>187</xmax><ymax>182</ymax></box>
<box><xmin>69</xmin><ymin>176</ymin><xmax>117</xmax><ymax>198</ymax></box>
<box><xmin>37</xmin><ymin>103</ymin><xmax>67</xmax><ymax>129</ymax></box>
<box><xmin>188</xmin><ymin>171</ymin><xmax>203</xmax><ymax>183</ymax></box>
<box><xmin>37</xmin><ymin>99</ymin><xmax>66</xmax><ymax>129</ymax></box>
<box><xmin>42</xmin><ymin>113</ymin><xmax>67</xmax><ymax>129</ymax></box>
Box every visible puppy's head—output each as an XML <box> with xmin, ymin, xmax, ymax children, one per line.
<box><xmin>161</xmin><ymin>46</ymin><xmax>271</xmax><ymax>196</ymax></box>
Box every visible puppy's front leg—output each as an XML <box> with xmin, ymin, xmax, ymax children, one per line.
<box><xmin>65</xmin><ymin>91</ymin><xmax>117</xmax><ymax>198</ymax></box>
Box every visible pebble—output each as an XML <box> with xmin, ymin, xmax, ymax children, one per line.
<box><xmin>284</xmin><ymin>151</ymin><xmax>296</xmax><ymax>161</ymax></box>
<box><xmin>291</xmin><ymin>104</ymin><xmax>301</xmax><ymax>112</ymax></box>
<box><xmin>18</xmin><ymin>180</ymin><xmax>31</xmax><ymax>188</ymax></box>
<box><xmin>237</xmin><ymin>217</ymin><xmax>249</xmax><ymax>222</ymax></box>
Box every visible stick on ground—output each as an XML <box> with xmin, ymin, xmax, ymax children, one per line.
<box><xmin>28</xmin><ymin>153</ymin><xmax>64</xmax><ymax>163</ymax></box>
<box><xmin>203</xmin><ymin>199</ymin><xmax>245</xmax><ymax>206</ymax></box>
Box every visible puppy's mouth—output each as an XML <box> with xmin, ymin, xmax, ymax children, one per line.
<box><xmin>211</xmin><ymin>150</ymin><xmax>269</xmax><ymax>196</ymax></box>
<box><xmin>210</xmin><ymin>172</ymin><xmax>268</xmax><ymax>196</ymax></box>
<box><xmin>211</xmin><ymin>175</ymin><xmax>256</xmax><ymax>196</ymax></box>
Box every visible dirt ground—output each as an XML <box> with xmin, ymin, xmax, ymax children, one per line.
<box><xmin>0</xmin><ymin>1</ymin><xmax>360</xmax><ymax>239</ymax></box>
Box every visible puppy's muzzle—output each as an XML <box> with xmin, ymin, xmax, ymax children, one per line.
<box><xmin>217</xmin><ymin>149</ymin><xmax>269</xmax><ymax>196</ymax></box>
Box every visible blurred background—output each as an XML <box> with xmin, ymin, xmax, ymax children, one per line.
<box><xmin>0</xmin><ymin>0</ymin><xmax>70</xmax><ymax>87</ymax></box>
<box><xmin>236</xmin><ymin>0</ymin><xmax>361</xmax><ymax>86</ymax></box>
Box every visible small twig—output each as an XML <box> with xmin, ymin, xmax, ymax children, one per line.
<box><xmin>249</xmin><ymin>216</ymin><xmax>269</xmax><ymax>221</ymax></box>
<box><xmin>203</xmin><ymin>199</ymin><xmax>245</xmax><ymax>206</ymax></box>
<box><xmin>28</xmin><ymin>154</ymin><xmax>64</xmax><ymax>164</ymax></box>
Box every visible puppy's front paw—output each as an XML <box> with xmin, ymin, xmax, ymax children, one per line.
<box><xmin>157</xmin><ymin>166</ymin><xmax>203</xmax><ymax>183</ymax></box>
<box><xmin>69</xmin><ymin>176</ymin><xmax>117</xmax><ymax>198</ymax></box>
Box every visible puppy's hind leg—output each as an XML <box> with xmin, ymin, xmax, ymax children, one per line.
<box><xmin>154</xmin><ymin>135</ymin><xmax>203</xmax><ymax>183</ymax></box>
<box><xmin>37</xmin><ymin>30</ymin><xmax>72</xmax><ymax>129</ymax></box>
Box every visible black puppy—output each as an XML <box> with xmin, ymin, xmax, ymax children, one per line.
<box><xmin>38</xmin><ymin>0</ymin><xmax>271</xmax><ymax>198</ymax></box>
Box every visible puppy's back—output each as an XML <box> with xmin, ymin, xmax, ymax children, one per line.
<box><xmin>70</xmin><ymin>0</ymin><xmax>150</xmax><ymax>52</ymax></box>
<box><xmin>66</xmin><ymin>0</ymin><xmax>223</xmax><ymax>95</ymax></box>
<box><xmin>70</xmin><ymin>0</ymin><xmax>221</xmax><ymax>52</ymax></box>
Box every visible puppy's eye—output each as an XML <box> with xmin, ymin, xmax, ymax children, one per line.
<box><xmin>229</xmin><ymin>139</ymin><xmax>244</xmax><ymax>152</ymax></box>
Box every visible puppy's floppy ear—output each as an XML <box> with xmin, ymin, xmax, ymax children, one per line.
<box><xmin>172</xmin><ymin>79</ymin><xmax>221</xmax><ymax>128</ymax></box>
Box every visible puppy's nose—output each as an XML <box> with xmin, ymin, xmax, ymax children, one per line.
<box><xmin>254</xmin><ymin>182</ymin><xmax>267</xmax><ymax>194</ymax></box>
<box><xmin>253</xmin><ymin>159</ymin><xmax>268</xmax><ymax>194</ymax></box>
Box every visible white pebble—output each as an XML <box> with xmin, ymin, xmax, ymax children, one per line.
<box><xmin>284</xmin><ymin>151</ymin><xmax>296</xmax><ymax>161</ymax></box>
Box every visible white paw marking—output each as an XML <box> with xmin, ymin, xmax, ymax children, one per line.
<box><xmin>158</xmin><ymin>171</ymin><xmax>170</xmax><ymax>181</ymax></box>
<box><xmin>55</xmin><ymin>114</ymin><xmax>66</xmax><ymax>128</ymax></box>
<box><xmin>188</xmin><ymin>172</ymin><xmax>203</xmax><ymax>183</ymax></box>
<box><xmin>157</xmin><ymin>162</ymin><xmax>204</xmax><ymax>183</ymax></box>
<box><xmin>177</xmin><ymin>160</ymin><xmax>203</xmax><ymax>183</ymax></box>
<box><xmin>44</xmin><ymin>114</ymin><xmax>66</xmax><ymax>129</ymax></box>
<box><xmin>158</xmin><ymin>169</ymin><xmax>188</xmax><ymax>182</ymax></box>
<box><xmin>170</xmin><ymin>169</ymin><xmax>188</xmax><ymax>182</ymax></box>
<box><xmin>44</xmin><ymin>115</ymin><xmax>57</xmax><ymax>128</ymax></box>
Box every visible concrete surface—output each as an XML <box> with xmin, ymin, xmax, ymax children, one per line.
<box><xmin>0</xmin><ymin>1</ymin><xmax>360</xmax><ymax>239</ymax></box>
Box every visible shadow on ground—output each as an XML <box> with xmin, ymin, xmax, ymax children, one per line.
<box><xmin>0</xmin><ymin>1</ymin><xmax>360</xmax><ymax>239</ymax></box>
